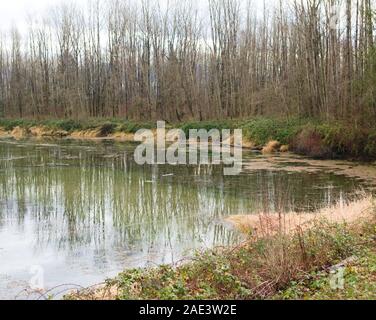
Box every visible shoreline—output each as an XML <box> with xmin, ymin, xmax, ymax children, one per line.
<box><xmin>0</xmin><ymin>121</ymin><xmax>266</xmax><ymax>152</ymax></box>
<box><xmin>1</xmin><ymin>117</ymin><xmax>376</xmax><ymax>160</ymax></box>
<box><xmin>67</xmin><ymin>196</ymin><xmax>376</xmax><ymax>300</ymax></box>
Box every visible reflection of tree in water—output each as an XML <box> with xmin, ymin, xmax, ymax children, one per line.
<box><xmin>0</xmin><ymin>141</ymin><xmax>363</xmax><ymax>263</ymax></box>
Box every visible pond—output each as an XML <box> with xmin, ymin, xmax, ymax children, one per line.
<box><xmin>0</xmin><ymin>138</ymin><xmax>372</xmax><ymax>299</ymax></box>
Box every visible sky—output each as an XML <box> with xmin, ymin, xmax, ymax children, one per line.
<box><xmin>0</xmin><ymin>0</ymin><xmax>88</xmax><ymax>32</ymax></box>
<box><xmin>0</xmin><ymin>0</ymin><xmax>305</xmax><ymax>38</ymax></box>
<box><xmin>0</xmin><ymin>0</ymin><xmax>272</xmax><ymax>32</ymax></box>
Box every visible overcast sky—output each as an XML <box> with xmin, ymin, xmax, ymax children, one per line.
<box><xmin>0</xmin><ymin>0</ymin><xmax>89</xmax><ymax>31</ymax></box>
<box><xmin>0</xmin><ymin>0</ymin><xmax>276</xmax><ymax>33</ymax></box>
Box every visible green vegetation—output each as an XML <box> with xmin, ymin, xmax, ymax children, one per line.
<box><xmin>70</xmin><ymin>211</ymin><xmax>376</xmax><ymax>300</ymax></box>
<box><xmin>2</xmin><ymin>117</ymin><xmax>376</xmax><ymax>159</ymax></box>
<box><xmin>0</xmin><ymin>119</ymin><xmax>37</xmax><ymax>131</ymax></box>
<box><xmin>0</xmin><ymin>118</ymin><xmax>155</xmax><ymax>134</ymax></box>
<box><xmin>277</xmin><ymin>247</ymin><xmax>376</xmax><ymax>300</ymax></box>
<box><xmin>179</xmin><ymin>120</ymin><xmax>239</xmax><ymax>136</ymax></box>
<box><xmin>241</xmin><ymin>118</ymin><xmax>311</xmax><ymax>146</ymax></box>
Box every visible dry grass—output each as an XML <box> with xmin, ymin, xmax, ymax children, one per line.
<box><xmin>262</xmin><ymin>140</ymin><xmax>281</xmax><ymax>154</ymax></box>
<box><xmin>0</xmin><ymin>127</ymin><xmax>9</xmax><ymax>137</ymax></box>
<box><xmin>1</xmin><ymin>125</ymin><xmax>165</xmax><ymax>143</ymax></box>
<box><xmin>226</xmin><ymin>195</ymin><xmax>373</xmax><ymax>238</ymax></box>
<box><xmin>11</xmin><ymin>126</ymin><xmax>29</xmax><ymax>139</ymax></box>
<box><xmin>69</xmin><ymin>284</ymin><xmax>120</xmax><ymax>301</ymax></box>
<box><xmin>110</xmin><ymin>132</ymin><xmax>136</xmax><ymax>141</ymax></box>
<box><xmin>70</xmin><ymin>129</ymin><xmax>104</xmax><ymax>139</ymax></box>
<box><xmin>280</xmin><ymin>145</ymin><xmax>289</xmax><ymax>152</ymax></box>
<box><xmin>29</xmin><ymin>126</ymin><xmax>68</xmax><ymax>138</ymax></box>
<box><xmin>242</xmin><ymin>138</ymin><xmax>256</xmax><ymax>149</ymax></box>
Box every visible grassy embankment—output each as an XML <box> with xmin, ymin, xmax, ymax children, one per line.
<box><xmin>68</xmin><ymin>196</ymin><xmax>376</xmax><ymax>300</ymax></box>
<box><xmin>1</xmin><ymin>117</ymin><xmax>376</xmax><ymax>160</ymax></box>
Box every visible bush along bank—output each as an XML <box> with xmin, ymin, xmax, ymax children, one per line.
<box><xmin>0</xmin><ymin>119</ymin><xmax>155</xmax><ymax>140</ymax></box>
<box><xmin>67</xmin><ymin>197</ymin><xmax>376</xmax><ymax>300</ymax></box>
<box><xmin>1</xmin><ymin>117</ymin><xmax>376</xmax><ymax>160</ymax></box>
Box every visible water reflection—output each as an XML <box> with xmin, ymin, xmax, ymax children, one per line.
<box><xmin>0</xmin><ymin>139</ymin><xmax>364</xmax><ymax>298</ymax></box>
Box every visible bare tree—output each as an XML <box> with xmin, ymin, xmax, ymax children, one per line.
<box><xmin>0</xmin><ymin>0</ymin><xmax>375</xmax><ymax>125</ymax></box>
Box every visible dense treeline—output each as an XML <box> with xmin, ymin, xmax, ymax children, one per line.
<box><xmin>0</xmin><ymin>0</ymin><xmax>375</xmax><ymax>124</ymax></box>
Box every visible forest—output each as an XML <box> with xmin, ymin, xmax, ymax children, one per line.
<box><xmin>1</xmin><ymin>0</ymin><xmax>376</xmax><ymax>302</ymax></box>
<box><xmin>0</xmin><ymin>0</ymin><xmax>375</xmax><ymax>125</ymax></box>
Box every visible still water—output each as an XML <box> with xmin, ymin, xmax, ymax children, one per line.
<box><xmin>0</xmin><ymin>138</ymin><xmax>369</xmax><ymax>299</ymax></box>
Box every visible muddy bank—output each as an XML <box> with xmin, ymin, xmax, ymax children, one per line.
<box><xmin>0</xmin><ymin>125</ymin><xmax>257</xmax><ymax>148</ymax></box>
<box><xmin>2</xmin><ymin>117</ymin><xmax>376</xmax><ymax>160</ymax></box>
<box><xmin>0</xmin><ymin>125</ymin><xmax>136</xmax><ymax>142</ymax></box>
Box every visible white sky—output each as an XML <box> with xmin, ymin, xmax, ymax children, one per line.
<box><xmin>0</xmin><ymin>0</ymin><xmax>274</xmax><ymax>32</ymax></box>
<box><xmin>0</xmin><ymin>0</ymin><xmax>88</xmax><ymax>32</ymax></box>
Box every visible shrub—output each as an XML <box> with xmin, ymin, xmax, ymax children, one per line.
<box><xmin>179</xmin><ymin>121</ymin><xmax>234</xmax><ymax>136</ymax></box>
<box><xmin>117</xmin><ymin>121</ymin><xmax>155</xmax><ymax>133</ymax></box>
<box><xmin>318</xmin><ymin>124</ymin><xmax>369</xmax><ymax>158</ymax></box>
<box><xmin>0</xmin><ymin>119</ymin><xmax>36</xmax><ymax>131</ymax></box>
<box><xmin>292</xmin><ymin>126</ymin><xmax>332</xmax><ymax>158</ymax></box>
<box><xmin>365</xmin><ymin>131</ymin><xmax>376</xmax><ymax>158</ymax></box>
<box><xmin>98</xmin><ymin>122</ymin><xmax>117</xmax><ymax>136</ymax></box>
<box><xmin>43</xmin><ymin>119</ymin><xmax>83</xmax><ymax>132</ymax></box>
<box><xmin>242</xmin><ymin>118</ymin><xmax>305</xmax><ymax>146</ymax></box>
